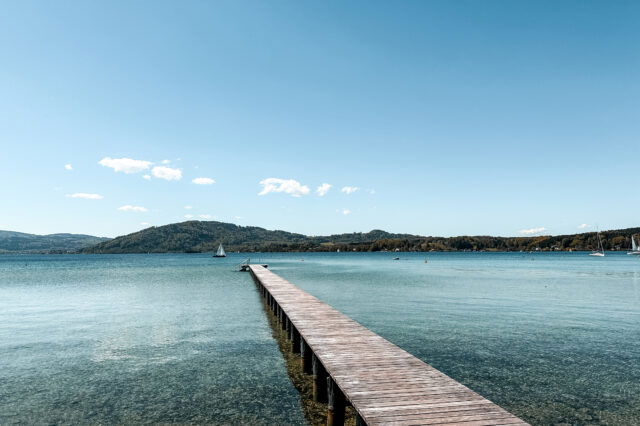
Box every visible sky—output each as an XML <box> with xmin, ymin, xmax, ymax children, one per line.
<box><xmin>0</xmin><ymin>0</ymin><xmax>638</xmax><ymax>238</ymax></box>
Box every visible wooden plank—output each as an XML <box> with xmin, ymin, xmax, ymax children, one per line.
<box><xmin>249</xmin><ymin>265</ymin><xmax>527</xmax><ymax>426</ymax></box>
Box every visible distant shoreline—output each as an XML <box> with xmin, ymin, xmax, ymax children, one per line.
<box><xmin>1</xmin><ymin>249</ymin><xmax>636</xmax><ymax>255</ymax></box>
<box><xmin>3</xmin><ymin>221</ymin><xmax>639</xmax><ymax>254</ymax></box>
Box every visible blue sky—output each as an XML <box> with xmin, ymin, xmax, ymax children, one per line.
<box><xmin>1</xmin><ymin>0</ymin><xmax>638</xmax><ymax>238</ymax></box>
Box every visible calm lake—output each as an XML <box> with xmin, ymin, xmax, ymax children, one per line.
<box><xmin>1</xmin><ymin>252</ymin><xmax>639</xmax><ymax>425</ymax></box>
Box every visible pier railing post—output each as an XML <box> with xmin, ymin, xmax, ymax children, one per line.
<box><xmin>327</xmin><ymin>377</ymin><xmax>346</xmax><ymax>426</ymax></box>
<box><xmin>312</xmin><ymin>354</ymin><xmax>328</xmax><ymax>403</ymax></box>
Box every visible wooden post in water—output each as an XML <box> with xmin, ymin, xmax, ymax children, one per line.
<box><xmin>291</xmin><ymin>326</ymin><xmax>301</xmax><ymax>353</ymax></box>
<box><xmin>312</xmin><ymin>354</ymin><xmax>328</xmax><ymax>403</ymax></box>
<box><xmin>300</xmin><ymin>338</ymin><xmax>313</xmax><ymax>374</ymax></box>
<box><xmin>327</xmin><ymin>377</ymin><xmax>346</xmax><ymax>426</ymax></box>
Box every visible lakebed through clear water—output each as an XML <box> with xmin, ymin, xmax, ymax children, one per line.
<box><xmin>1</xmin><ymin>252</ymin><xmax>639</xmax><ymax>425</ymax></box>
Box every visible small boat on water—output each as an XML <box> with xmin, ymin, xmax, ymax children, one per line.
<box><xmin>628</xmin><ymin>235</ymin><xmax>640</xmax><ymax>256</ymax></box>
<box><xmin>213</xmin><ymin>243</ymin><xmax>226</xmax><ymax>258</ymax></box>
<box><xmin>589</xmin><ymin>231</ymin><xmax>605</xmax><ymax>257</ymax></box>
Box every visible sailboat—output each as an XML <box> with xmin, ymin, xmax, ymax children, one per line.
<box><xmin>628</xmin><ymin>235</ymin><xmax>640</xmax><ymax>256</ymax></box>
<box><xmin>213</xmin><ymin>243</ymin><xmax>226</xmax><ymax>258</ymax></box>
<box><xmin>589</xmin><ymin>231</ymin><xmax>605</xmax><ymax>257</ymax></box>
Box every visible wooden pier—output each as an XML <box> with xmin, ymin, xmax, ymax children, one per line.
<box><xmin>249</xmin><ymin>265</ymin><xmax>528</xmax><ymax>426</ymax></box>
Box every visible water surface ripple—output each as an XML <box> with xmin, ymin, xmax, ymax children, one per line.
<box><xmin>1</xmin><ymin>252</ymin><xmax>639</xmax><ymax>425</ymax></box>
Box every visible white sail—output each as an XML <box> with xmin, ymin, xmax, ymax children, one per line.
<box><xmin>590</xmin><ymin>231</ymin><xmax>605</xmax><ymax>257</ymax></box>
<box><xmin>633</xmin><ymin>236</ymin><xmax>638</xmax><ymax>252</ymax></box>
<box><xmin>216</xmin><ymin>244</ymin><xmax>226</xmax><ymax>257</ymax></box>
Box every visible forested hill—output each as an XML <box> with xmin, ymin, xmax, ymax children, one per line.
<box><xmin>80</xmin><ymin>221</ymin><xmax>417</xmax><ymax>253</ymax></box>
<box><xmin>80</xmin><ymin>221</ymin><xmax>640</xmax><ymax>254</ymax></box>
<box><xmin>0</xmin><ymin>231</ymin><xmax>110</xmax><ymax>253</ymax></box>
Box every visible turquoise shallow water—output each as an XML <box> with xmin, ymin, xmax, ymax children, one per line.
<box><xmin>0</xmin><ymin>254</ymin><xmax>306</xmax><ymax>425</ymax></box>
<box><xmin>1</xmin><ymin>252</ymin><xmax>639</xmax><ymax>425</ymax></box>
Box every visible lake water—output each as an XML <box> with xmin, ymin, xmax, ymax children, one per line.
<box><xmin>1</xmin><ymin>252</ymin><xmax>639</xmax><ymax>425</ymax></box>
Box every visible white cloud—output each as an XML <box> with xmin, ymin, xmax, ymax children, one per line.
<box><xmin>140</xmin><ymin>222</ymin><xmax>152</xmax><ymax>226</ymax></box>
<box><xmin>184</xmin><ymin>214</ymin><xmax>194</xmax><ymax>219</ymax></box>
<box><xmin>98</xmin><ymin>157</ymin><xmax>151</xmax><ymax>174</ymax></box>
<box><xmin>118</xmin><ymin>205</ymin><xmax>148</xmax><ymax>212</ymax></box>
<box><xmin>368</xmin><ymin>189</ymin><xmax>376</xmax><ymax>195</ymax></box>
<box><xmin>142</xmin><ymin>174</ymin><xmax>151</xmax><ymax>180</ymax></box>
<box><xmin>151</xmin><ymin>166</ymin><xmax>182</xmax><ymax>181</ymax></box>
<box><xmin>161</xmin><ymin>159</ymin><xmax>171</xmax><ymax>164</ymax></box>
<box><xmin>198</xmin><ymin>214</ymin><xmax>213</xmax><ymax>219</ymax></box>
<box><xmin>234</xmin><ymin>216</ymin><xmax>243</xmax><ymax>220</ymax></box>
<box><xmin>258</xmin><ymin>178</ymin><xmax>310</xmax><ymax>197</ymax></box>
<box><xmin>578</xmin><ymin>223</ymin><xmax>590</xmax><ymax>229</ymax></box>
<box><xmin>519</xmin><ymin>227</ymin><xmax>547</xmax><ymax>235</ymax></box>
<box><xmin>64</xmin><ymin>164</ymin><xmax>73</xmax><ymax>171</ymax></box>
<box><xmin>66</xmin><ymin>193</ymin><xmax>103</xmax><ymax>200</ymax></box>
<box><xmin>184</xmin><ymin>205</ymin><xmax>193</xmax><ymax>210</ymax></box>
<box><xmin>192</xmin><ymin>177</ymin><xmax>215</xmax><ymax>185</ymax></box>
<box><xmin>341</xmin><ymin>209</ymin><xmax>352</xmax><ymax>215</ymax></box>
<box><xmin>341</xmin><ymin>186</ymin><xmax>359</xmax><ymax>195</ymax></box>
<box><xmin>316</xmin><ymin>183</ymin><xmax>332</xmax><ymax>196</ymax></box>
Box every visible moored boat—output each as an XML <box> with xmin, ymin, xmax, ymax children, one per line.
<box><xmin>628</xmin><ymin>235</ymin><xmax>640</xmax><ymax>255</ymax></box>
<box><xmin>213</xmin><ymin>243</ymin><xmax>226</xmax><ymax>258</ymax></box>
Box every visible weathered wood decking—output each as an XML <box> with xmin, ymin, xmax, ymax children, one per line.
<box><xmin>249</xmin><ymin>265</ymin><xmax>528</xmax><ymax>426</ymax></box>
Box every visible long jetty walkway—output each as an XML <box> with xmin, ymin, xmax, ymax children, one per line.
<box><xmin>249</xmin><ymin>265</ymin><xmax>528</xmax><ymax>426</ymax></box>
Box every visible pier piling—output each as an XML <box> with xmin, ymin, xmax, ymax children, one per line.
<box><xmin>327</xmin><ymin>377</ymin><xmax>346</xmax><ymax>426</ymax></box>
<box><xmin>312</xmin><ymin>354</ymin><xmax>328</xmax><ymax>403</ymax></box>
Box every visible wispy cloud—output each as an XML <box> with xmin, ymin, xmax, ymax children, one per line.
<box><xmin>198</xmin><ymin>214</ymin><xmax>213</xmax><ymax>219</ymax></box>
<box><xmin>151</xmin><ymin>166</ymin><xmax>182</xmax><ymax>181</ymax></box>
<box><xmin>118</xmin><ymin>205</ymin><xmax>148</xmax><ymax>212</ymax></box>
<box><xmin>339</xmin><ymin>208</ymin><xmax>352</xmax><ymax>215</ymax></box>
<box><xmin>192</xmin><ymin>177</ymin><xmax>215</xmax><ymax>185</ymax></box>
<box><xmin>99</xmin><ymin>157</ymin><xmax>151</xmax><ymax>174</ymax></box>
<box><xmin>258</xmin><ymin>178</ymin><xmax>310</xmax><ymax>197</ymax></box>
<box><xmin>184</xmin><ymin>205</ymin><xmax>193</xmax><ymax>210</ymax></box>
<box><xmin>161</xmin><ymin>159</ymin><xmax>171</xmax><ymax>164</ymax></box>
<box><xmin>140</xmin><ymin>222</ymin><xmax>152</xmax><ymax>226</ymax></box>
<box><xmin>66</xmin><ymin>193</ymin><xmax>103</xmax><ymax>200</ymax></box>
<box><xmin>142</xmin><ymin>174</ymin><xmax>151</xmax><ymax>180</ymax></box>
<box><xmin>578</xmin><ymin>223</ymin><xmax>591</xmax><ymax>229</ymax></box>
<box><xmin>519</xmin><ymin>227</ymin><xmax>547</xmax><ymax>235</ymax></box>
<box><xmin>368</xmin><ymin>189</ymin><xmax>376</xmax><ymax>195</ymax></box>
<box><xmin>341</xmin><ymin>186</ymin><xmax>359</xmax><ymax>195</ymax></box>
<box><xmin>316</xmin><ymin>183</ymin><xmax>332</xmax><ymax>196</ymax></box>
<box><xmin>184</xmin><ymin>214</ymin><xmax>194</xmax><ymax>219</ymax></box>
<box><xmin>64</xmin><ymin>164</ymin><xmax>73</xmax><ymax>171</ymax></box>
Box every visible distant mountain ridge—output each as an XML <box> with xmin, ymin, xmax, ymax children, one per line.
<box><xmin>0</xmin><ymin>230</ymin><xmax>110</xmax><ymax>253</ymax></box>
<box><xmin>80</xmin><ymin>220</ymin><xmax>640</xmax><ymax>254</ymax></box>
<box><xmin>81</xmin><ymin>221</ymin><xmax>417</xmax><ymax>254</ymax></box>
